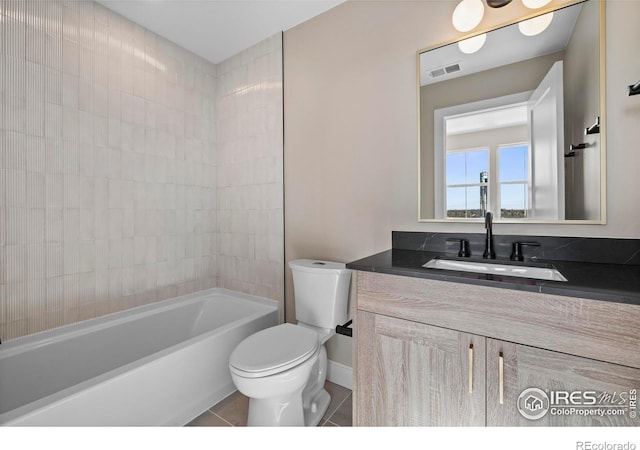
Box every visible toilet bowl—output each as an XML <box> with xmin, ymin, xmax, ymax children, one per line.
<box><xmin>229</xmin><ymin>323</ymin><xmax>329</xmax><ymax>426</ymax></box>
<box><xmin>229</xmin><ymin>259</ymin><xmax>351</xmax><ymax>427</ymax></box>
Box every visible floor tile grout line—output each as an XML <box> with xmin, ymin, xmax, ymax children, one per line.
<box><xmin>207</xmin><ymin>408</ymin><xmax>234</xmax><ymax>426</ymax></box>
<box><xmin>323</xmin><ymin>385</ymin><xmax>352</xmax><ymax>421</ymax></box>
<box><xmin>215</xmin><ymin>412</ymin><xmax>235</xmax><ymax>426</ymax></box>
<box><xmin>326</xmin><ymin>392</ymin><xmax>351</xmax><ymax>425</ymax></box>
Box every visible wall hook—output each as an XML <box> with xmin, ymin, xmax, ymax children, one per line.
<box><xmin>585</xmin><ymin>116</ymin><xmax>600</xmax><ymax>135</ymax></box>
<box><xmin>566</xmin><ymin>143</ymin><xmax>589</xmax><ymax>158</ymax></box>
<box><xmin>569</xmin><ymin>143</ymin><xmax>587</xmax><ymax>151</ymax></box>
<box><xmin>630</xmin><ymin>80</ymin><xmax>640</xmax><ymax>96</ymax></box>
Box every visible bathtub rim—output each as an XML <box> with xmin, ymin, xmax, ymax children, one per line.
<box><xmin>0</xmin><ymin>288</ymin><xmax>278</xmax><ymax>356</ymax></box>
<box><xmin>0</xmin><ymin>288</ymin><xmax>279</xmax><ymax>425</ymax></box>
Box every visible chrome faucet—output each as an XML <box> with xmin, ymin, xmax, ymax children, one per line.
<box><xmin>483</xmin><ymin>211</ymin><xmax>496</xmax><ymax>259</ymax></box>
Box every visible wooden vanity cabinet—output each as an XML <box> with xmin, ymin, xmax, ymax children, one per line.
<box><xmin>487</xmin><ymin>339</ymin><xmax>640</xmax><ymax>426</ymax></box>
<box><xmin>353</xmin><ymin>271</ymin><xmax>640</xmax><ymax>427</ymax></box>
<box><xmin>356</xmin><ymin>311</ymin><xmax>486</xmax><ymax>426</ymax></box>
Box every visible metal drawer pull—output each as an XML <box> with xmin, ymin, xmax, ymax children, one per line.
<box><xmin>499</xmin><ymin>351</ymin><xmax>504</xmax><ymax>405</ymax></box>
<box><xmin>468</xmin><ymin>344</ymin><xmax>474</xmax><ymax>393</ymax></box>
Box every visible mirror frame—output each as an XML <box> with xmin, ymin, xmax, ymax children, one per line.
<box><xmin>416</xmin><ymin>0</ymin><xmax>606</xmax><ymax>224</ymax></box>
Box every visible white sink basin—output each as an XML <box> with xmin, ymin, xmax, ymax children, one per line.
<box><xmin>423</xmin><ymin>258</ymin><xmax>567</xmax><ymax>282</ymax></box>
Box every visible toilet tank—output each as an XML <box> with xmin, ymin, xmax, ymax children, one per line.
<box><xmin>288</xmin><ymin>259</ymin><xmax>351</xmax><ymax>330</ymax></box>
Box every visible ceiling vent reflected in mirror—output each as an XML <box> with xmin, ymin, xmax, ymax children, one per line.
<box><xmin>429</xmin><ymin>63</ymin><xmax>462</xmax><ymax>79</ymax></box>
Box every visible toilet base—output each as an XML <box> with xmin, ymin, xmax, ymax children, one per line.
<box><xmin>301</xmin><ymin>343</ymin><xmax>330</xmax><ymax>425</ymax></box>
<box><xmin>304</xmin><ymin>388</ymin><xmax>330</xmax><ymax>426</ymax></box>
<box><xmin>247</xmin><ymin>388</ymin><xmax>306</xmax><ymax>426</ymax></box>
<box><xmin>245</xmin><ymin>386</ymin><xmax>331</xmax><ymax>426</ymax></box>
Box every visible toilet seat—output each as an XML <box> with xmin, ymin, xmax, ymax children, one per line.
<box><xmin>229</xmin><ymin>323</ymin><xmax>319</xmax><ymax>378</ymax></box>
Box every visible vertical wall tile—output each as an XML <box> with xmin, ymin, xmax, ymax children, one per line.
<box><xmin>0</xmin><ymin>284</ymin><xmax>6</xmax><ymax>342</ymax></box>
<box><xmin>1</xmin><ymin>0</ymin><xmax>220</xmax><ymax>340</ymax></box>
<box><xmin>5</xmin><ymin>1</ymin><xmax>26</xmax><ymax>59</ymax></box>
<box><xmin>62</xmin><ymin>38</ymin><xmax>79</xmax><ymax>77</ymax></box>
<box><xmin>216</xmin><ymin>33</ymin><xmax>283</xmax><ymax>302</ymax></box>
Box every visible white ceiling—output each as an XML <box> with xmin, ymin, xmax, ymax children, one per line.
<box><xmin>96</xmin><ymin>0</ymin><xmax>345</xmax><ymax>64</ymax></box>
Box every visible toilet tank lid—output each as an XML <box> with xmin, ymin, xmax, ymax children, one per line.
<box><xmin>288</xmin><ymin>259</ymin><xmax>350</xmax><ymax>274</ymax></box>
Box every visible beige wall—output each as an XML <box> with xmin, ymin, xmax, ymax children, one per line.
<box><xmin>284</xmin><ymin>0</ymin><xmax>640</xmax><ymax>367</ymax></box>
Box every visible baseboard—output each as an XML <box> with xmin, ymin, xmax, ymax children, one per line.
<box><xmin>326</xmin><ymin>360</ymin><xmax>353</xmax><ymax>390</ymax></box>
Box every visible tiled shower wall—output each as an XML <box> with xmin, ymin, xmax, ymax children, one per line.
<box><xmin>0</xmin><ymin>1</ymin><xmax>219</xmax><ymax>341</ymax></box>
<box><xmin>216</xmin><ymin>34</ymin><xmax>284</xmax><ymax>310</ymax></box>
<box><xmin>0</xmin><ymin>1</ymin><xmax>285</xmax><ymax>342</ymax></box>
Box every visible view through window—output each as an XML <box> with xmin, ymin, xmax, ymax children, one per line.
<box><xmin>445</xmin><ymin>144</ymin><xmax>529</xmax><ymax>219</ymax></box>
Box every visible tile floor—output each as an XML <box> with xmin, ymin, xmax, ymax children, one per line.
<box><xmin>187</xmin><ymin>381</ymin><xmax>352</xmax><ymax>427</ymax></box>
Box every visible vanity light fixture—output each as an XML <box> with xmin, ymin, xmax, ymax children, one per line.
<box><xmin>458</xmin><ymin>33</ymin><xmax>487</xmax><ymax>54</ymax></box>
<box><xmin>452</xmin><ymin>0</ymin><xmax>486</xmax><ymax>32</ymax></box>
<box><xmin>486</xmin><ymin>0</ymin><xmax>513</xmax><ymax>7</ymax></box>
<box><xmin>451</xmin><ymin>0</ymin><xmax>514</xmax><ymax>33</ymax></box>
<box><xmin>522</xmin><ymin>0</ymin><xmax>552</xmax><ymax>9</ymax></box>
<box><xmin>518</xmin><ymin>12</ymin><xmax>554</xmax><ymax>36</ymax></box>
<box><xmin>452</xmin><ymin>0</ymin><xmax>553</xmax><ymax>35</ymax></box>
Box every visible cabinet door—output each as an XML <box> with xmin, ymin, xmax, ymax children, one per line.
<box><xmin>355</xmin><ymin>311</ymin><xmax>486</xmax><ymax>426</ymax></box>
<box><xmin>487</xmin><ymin>339</ymin><xmax>640</xmax><ymax>426</ymax></box>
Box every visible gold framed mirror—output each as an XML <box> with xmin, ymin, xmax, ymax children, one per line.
<box><xmin>418</xmin><ymin>0</ymin><xmax>606</xmax><ymax>223</ymax></box>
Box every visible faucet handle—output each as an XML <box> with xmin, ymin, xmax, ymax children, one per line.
<box><xmin>510</xmin><ymin>241</ymin><xmax>540</xmax><ymax>261</ymax></box>
<box><xmin>446</xmin><ymin>238</ymin><xmax>471</xmax><ymax>258</ymax></box>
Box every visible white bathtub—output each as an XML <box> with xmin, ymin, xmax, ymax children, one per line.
<box><xmin>0</xmin><ymin>288</ymin><xmax>278</xmax><ymax>426</ymax></box>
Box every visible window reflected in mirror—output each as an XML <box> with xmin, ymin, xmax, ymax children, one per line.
<box><xmin>498</xmin><ymin>144</ymin><xmax>529</xmax><ymax>219</ymax></box>
<box><xmin>418</xmin><ymin>0</ymin><xmax>605</xmax><ymax>223</ymax></box>
<box><xmin>445</xmin><ymin>148</ymin><xmax>488</xmax><ymax>219</ymax></box>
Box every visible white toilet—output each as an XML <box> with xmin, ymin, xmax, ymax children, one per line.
<box><xmin>228</xmin><ymin>259</ymin><xmax>351</xmax><ymax>426</ymax></box>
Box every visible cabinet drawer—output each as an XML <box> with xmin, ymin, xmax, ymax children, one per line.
<box><xmin>356</xmin><ymin>271</ymin><xmax>640</xmax><ymax>369</ymax></box>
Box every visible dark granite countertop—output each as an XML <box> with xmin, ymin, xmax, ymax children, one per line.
<box><xmin>347</xmin><ymin>248</ymin><xmax>640</xmax><ymax>306</ymax></box>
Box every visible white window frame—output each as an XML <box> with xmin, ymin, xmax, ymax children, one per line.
<box><xmin>433</xmin><ymin>91</ymin><xmax>531</xmax><ymax>219</ymax></box>
<box><xmin>444</xmin><ymin>147</ymin><xmax>490</xmax><ymax>219</ymax></box>
<box><xmin>496</xmin><ymin>142</ymin><xmax>530</xmax><ymax>219</ymax></box>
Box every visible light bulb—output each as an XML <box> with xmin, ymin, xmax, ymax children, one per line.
<box><xmin>452</xmin><ymin>0</ymin><xmax>485</xmax><ymax>33</ymax></box>
<box><xmin>458</xmin><ymin>33</ymin><xmax>487</xmax><ymax>54</ymax></box>
<box><xmin>522</xmin><ymin>0</ymin><xmax>552</xmax><ymax>9</ymax></box>
<box><xmin>518</xmin><ymin>12</ymin><xmax>554</xmax><ymax>36</ymax></box>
